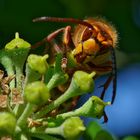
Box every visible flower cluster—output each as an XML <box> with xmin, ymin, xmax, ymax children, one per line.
<box><xmin>0</xmin><ymin>33</ymin><xmax>110</xmax><ymax>140</ymax></box>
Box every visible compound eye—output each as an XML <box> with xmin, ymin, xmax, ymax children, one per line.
<box><xmin>81</xmin><ymin>28</ymin><xmax>93</xmax><ymax>41</ymax></box>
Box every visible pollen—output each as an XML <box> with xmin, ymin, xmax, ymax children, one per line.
<box><xmin>83</xmin><ymin>38</ymin><xmax>100</xmax><ymax>55</ymax></box>
<box><xmin>73</xmin><ymin>43</ymin><xmax>83</xmax><ymax>55</ymax></box>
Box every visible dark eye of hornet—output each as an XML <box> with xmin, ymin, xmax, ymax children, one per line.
<box><xmin>32</xmin><ymin>17</ymin><xmax>118</xmax><ymax>105</ymax></box>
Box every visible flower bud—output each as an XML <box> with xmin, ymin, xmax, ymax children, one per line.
<box><xmin>27</xmin><ymin>54</ymin><xmax>48</xmax><ymax>74</ymax></box>
<box><xmin>63</xmin><ymin>117</ymin><xmax>85</xmax><ymax>140</ymax></box>
<box><xmin>0</xmin><ymin>112</ymin><xmax>16</xmax><ymax>136</ymax></box>
<box><xmin>5</xmin><ymin>32</ymin><xmax>30</xmax><ymax>49</ymax></box>
<box><xmin>24</xmin><ymin>81</ymin><xmax>50</xmax><ymax>105</ymax></box>
<box><xmin>72</xmin><ymin>71</ymin><xmax>96</xmax><ymax>94</ymax></box>
<box><xmin>82</xmin><ymin>96</ymin><xmax>110</xmax><ymax>119</ymax></box>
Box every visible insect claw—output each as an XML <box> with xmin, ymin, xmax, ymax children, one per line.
<box><xmin>102</xmin><ymin>111</ymin><xmax>108</xmax><ymax>123</ymax></box>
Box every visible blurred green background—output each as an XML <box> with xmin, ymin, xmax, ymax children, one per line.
<box><xmin>0</xmin><ymin>0</ymin><xmax>140</xmax><ymax>139</ymax></box>
<box><xmin>0</xmin><ymin>0</ymin><xmax>140</xmax><ymax>54</ymax></box>
<box><xmin>0</xmin><ymin>0</ymin><xmax>140</xmax><ymax>67</ymax></box>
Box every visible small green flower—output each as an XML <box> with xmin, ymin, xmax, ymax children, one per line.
<box><xmin>63</xmin><ymin>117</ymin><xmax>85</xmax><ymax>140</ymax></box>
<box><xmin>27</xmin><ymin>54</ymin><xmax>49</xmax><ymax>74</ymax></box>
<box><xmin>39</xmin><ymin>117</ymin><xmax>85</xmax><ymax>140</ymax></box>
<box><xmin>5</xmin><ymin>32</ymin><xmax>30</xmax><ymax>49</ymax></box>
<box><xmin>0</xmin><ymin>112</ymin><xmax>16</xmax><ymax>136</ymax></box>
<box><xmin>73</xmin><ymin>71</ymin><xmax>96</xmax><ymax>94</ymax></box>
<box><xmin>24</xmin><ymin>81</ymin><xmax>50</xmax><ymax>105</ymax></box>
<box><xmin>57</xmin><ymin>96</ymin><xmax>110</xmax><ymax>119</ymax></box>
<box><xmin>3</xmin><ymin>32</ymin><xmax>31</xmax><ymax>89</ymax></box>
<box><xmin>83</xmin><ymin>96</ymin><xmax>110</xmax><ymax>119</ymax></box>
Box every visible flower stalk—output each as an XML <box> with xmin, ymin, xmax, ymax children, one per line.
<box><xmin>57</xmin><ymin>96</ymin><xmax>111</xmax><ymax>119</ymax></box>
<box><xmin>17</xmin><ymin>103</ymin><xmax>35</xmax><ymax>128</ymax></box>
<box><xmin>30</xmin><ymin>117</ymin><xmax>85</xmax><ymax>140</ymax></box>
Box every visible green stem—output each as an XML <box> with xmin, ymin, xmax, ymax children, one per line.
<box><xmin>56</xmin><ymin>110</ymin><xmax>80</xmax><ymax>119</ymax></box>
<box><xmin>44</xmin><ymin>127</ymin><xmax>62</xmax><ymax>135</ymax></box>
<box><xmin>30</xmin><ymin>128</ymin><xmax>62</xmax><ymax>140</ymax></box>
<box><xmin>34</xmin><ymin>85</ymin><xmax>78</xmax><ymax>119</ymax></box>
<box><xmin>57</xmin><ymin>96</ymin><xmax>110</xmax><ymax>119</ymax></box>
<box><xmin>13</xmin><ymin>104</ymin><xmax>21</xmax><ymax>116</ymax></box>
<box><xmin>14</xmin><ymin>133</ymin><xmax>30</xmax><ymax>140</ymax></box>
<box><xmin>15</xmin><ymin>65</ymin><xmax>23</xmax><ymax>90</ymax></box>
<box><xmin>0</xmin><ymin>54</ymin><xmax>15</xmax><ymax>106</ymax></box>
<box><xmin>24</xmin><ymin>64</ymin><xmax>41</xmax><ymax>85</ymax></box>
<box><xmin>14</xmin><ymin>126</ymin><xmax>31</xmax><ymax>140</ymax></box>
<box><xmin>13</xmin><ymin>104</ymin><xmax>26</xmax><ymax>118</ymax></box>
<box><xmin>47</xmin><ymin>72</ymin><xmax>68</xmax><ymax>91</ymax></box>
<box><xmin>47</xmin><ymin>74</ymin><xmax>60</xmax><ymax>90</ymax></box>
<box><xmin>0</xmin><ymin>55</ymin><xmax>15</xmax><ymax>88</ymax></box>
<box><xmin>31</xmin><ymin>134</ymin><xmax>61</xmax><ymax>140</ymax></box>
<box><xmin>13</xmin><ymin>126</ymin><xmax>22</xmax><ymax>139</ymax></box>
<box><xmin>17</xmin><ymin>103</ymin><xmax>35</xmax><ymax>127</ymax></box>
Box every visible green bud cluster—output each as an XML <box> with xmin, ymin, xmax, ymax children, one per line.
<box><xmin>33</xmin><ymin>71</ymin><xmax>96</xmax><ymax>119</ymax></box>
<box><xmin>0</xmin><ymin>32</ymin><xmax>113</xmax><ymax>140</ymax></box>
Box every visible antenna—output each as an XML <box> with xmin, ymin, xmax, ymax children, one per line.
<box><xmin>33</xmin><ymin>17</ymin><xmax>94</xmax><ymax>29</ymax></box>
